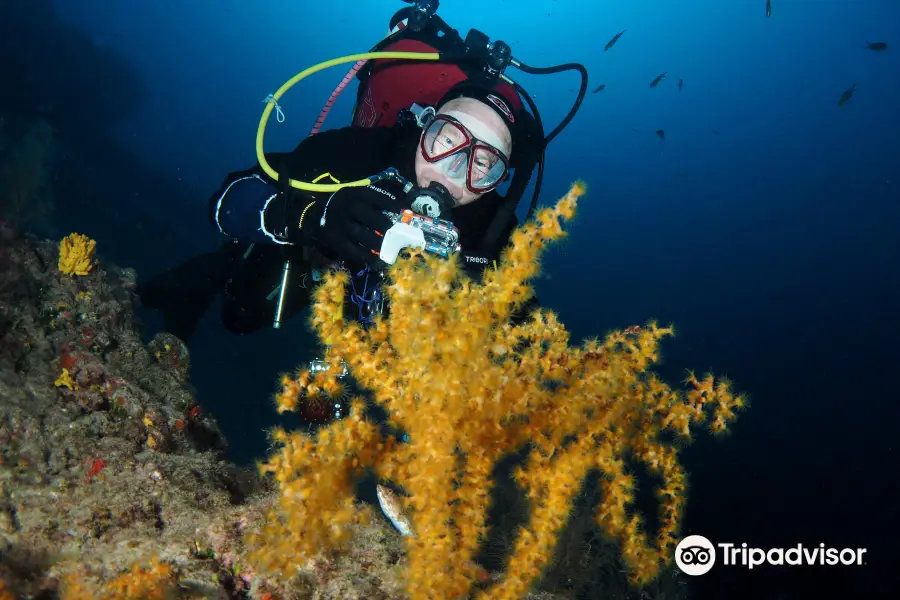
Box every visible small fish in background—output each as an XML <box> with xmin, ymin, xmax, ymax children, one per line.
<box><xmin>766</xmin><ymin>0</ymin><xmax>772</xmax><ymax>18</ymax></box>
<box><xmin>678</xmin><ymin>78</ymin><xmax>683</xmax><ymax>91</ymax></box>
<box><xmin>865</xmin><ymin>41</ymin><xmax>888</xmax><ymax>51</ymax></box>
<box><xmin>604</xmin><ymin>29</ymin><xmax>626</xmax><ymax>51</ymax></box>
<box><xmin>650</xmin><ymin>72</ymin><xmax>667</xmax><ymax>88</ymax></box>
<box><xmin>837</xmin><ymin>84</ymin><xmax>857</xmax><ymax>107</ymax></box>
<box><xmin>655</xmin><ymin>129</ymin><xmax>665</xmax><ymax>141</ymax></box>
<box><xmin>592</xmin><ymin>83</ymin><xmax>606</xmax><ymax>93</ymax></box>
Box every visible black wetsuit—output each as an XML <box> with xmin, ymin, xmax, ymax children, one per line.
<box><xmin>139</xmin><ymin>120</ymin><xmax>524</xmax><ymax>341</ymax></box>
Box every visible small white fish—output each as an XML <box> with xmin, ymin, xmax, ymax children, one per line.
<box><xmin>377</xmin><ymin>484</ymin><xmax>415</xmax><ymax>537</ymax></box>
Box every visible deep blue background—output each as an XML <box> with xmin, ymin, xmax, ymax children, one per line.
<box><xmin>3</xmin><ymin>1</ymin><xmax>898</xmax><ymax>598</ymax></box>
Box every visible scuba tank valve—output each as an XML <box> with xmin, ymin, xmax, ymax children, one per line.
<box><xmin>402</xmin><ymin>0</ymin><xmax>440</xmax><ymax>32</ymax></box>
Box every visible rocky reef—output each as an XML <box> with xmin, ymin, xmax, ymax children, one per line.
<box><xmin>0</xmin><ymin>224</ymin><xmax>600</xmax><ymax>599</ymax></box>
<box><xmin>0</xmin><ymin>224</ymin><xmax>412</xmax><ymax>598</ymax></box>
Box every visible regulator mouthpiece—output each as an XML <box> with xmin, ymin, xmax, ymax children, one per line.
<box><xmin>407</xmin><ymin>181</ymin><xmax>456</xmax><ymax>219</ymax></box>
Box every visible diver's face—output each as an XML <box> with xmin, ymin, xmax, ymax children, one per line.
<box><xmin>415</xmin><ymin>97</ymin><xmax>513</xmax><ymax>206</ymax></box>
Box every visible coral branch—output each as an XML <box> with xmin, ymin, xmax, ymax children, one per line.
<box><xmin>249</xmin><ymin>181</ymin><xmax>745</xmax><ymax>599</ymax></box>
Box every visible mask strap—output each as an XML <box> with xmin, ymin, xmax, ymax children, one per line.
<box><xmin>441</xmin><ymin>110</ymin><xmax>508</xmax><ymax>156</ymax></box>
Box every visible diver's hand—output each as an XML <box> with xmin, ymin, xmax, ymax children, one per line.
<box><xmin>298</xmin><ymin>183</ymin><xmax>407</xmax><ymax>266</ymax></box>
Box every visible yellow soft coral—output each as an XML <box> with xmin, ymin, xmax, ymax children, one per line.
<box><xmin>59</xmin><ymin>556</ymin><xmax>175</xmax><ymax>599</ymax></box>
<box><xmin>54</xmin><ymin>367</ymin><xmax>77</xmax><ymax>390</ymax></box>
<box><xmin>248</xmin><ymin>182</ymin><xmax>746</xmax><ymax>599</ymax></box>
<box><xmin>58</xmin><ymin>232</ymin><xmax>96</xmax><ymax>276</ymax></box>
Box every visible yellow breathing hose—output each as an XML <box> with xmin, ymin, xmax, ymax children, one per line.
<box><xmin>256</xmin><ymin>51</ymin><xmax>440</xmax><ymax>193</ymax></box>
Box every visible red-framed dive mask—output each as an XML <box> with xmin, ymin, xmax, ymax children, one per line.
<box><xmin>419</xmin><ymin>114</ymin><xmax>510</xmax><ymax>194</ymax></box>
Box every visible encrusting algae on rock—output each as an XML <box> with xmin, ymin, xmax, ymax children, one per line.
<box><xmin>247</xmin><ymin>181</ymin><xmax>747</xmax><ymax>600</ymax></box>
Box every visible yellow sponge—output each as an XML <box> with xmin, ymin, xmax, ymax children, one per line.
<box><xmin>58</xmin><ymin>233</ymin><xmax>96</xmax><ymax>276</ymax></box>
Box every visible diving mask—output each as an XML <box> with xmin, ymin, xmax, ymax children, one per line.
<box><xmin>420</xmin><ymin>113</ymin><xmax>510</xmax><ymax>194</ymax></box>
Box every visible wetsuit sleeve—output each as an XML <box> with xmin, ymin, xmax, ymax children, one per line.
<box><xmin>206</xmin><ymin>153</ymin><xmax>293</xmax><ymax>244</ymax></box>
<box><xmin>207</xmin><ymin>127</ymin><xmax>394</xmax><ymax>244</ymax></box>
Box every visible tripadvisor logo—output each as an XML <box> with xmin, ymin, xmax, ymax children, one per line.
<box><xmin>675</xmin><ymin>535</ymin><xmax>867</xmax><ymax>575</ymax></box>
<box><xmin>676</xmin><ymin>535</ymin><xmax>716</xmax><ymax>575</ymax></box>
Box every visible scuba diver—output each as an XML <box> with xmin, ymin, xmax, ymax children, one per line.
<box><xmin>142</xmin><ymin>80</ymin><xmax>527</xmax><ymax>341</ymax></box>
<box><xmin>139</xmin><ymin>1</ymin><xmax>587</xmax><ymax>384</ymax></box>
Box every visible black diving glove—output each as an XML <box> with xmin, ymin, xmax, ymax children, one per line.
<box><xmin>267</xmin><ymin>183</ymin><xmax>407</xmax><ymax>267</ymax></box>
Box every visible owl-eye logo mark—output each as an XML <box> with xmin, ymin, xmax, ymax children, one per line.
<box><xmin>676</xmin><ymin>535</ymin><xmax>716</xmax><ymax>575</ymax></box>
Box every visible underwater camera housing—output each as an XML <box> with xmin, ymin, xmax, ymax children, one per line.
<box><xmin>375</xmin><ymin>166</ymin><xmax>461</xmax><ymax>265</ymax></box>
<box><xmin>381</xmin><ymin>208</ymin><xmax>460</xmax><ymax>265</ymax></box>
